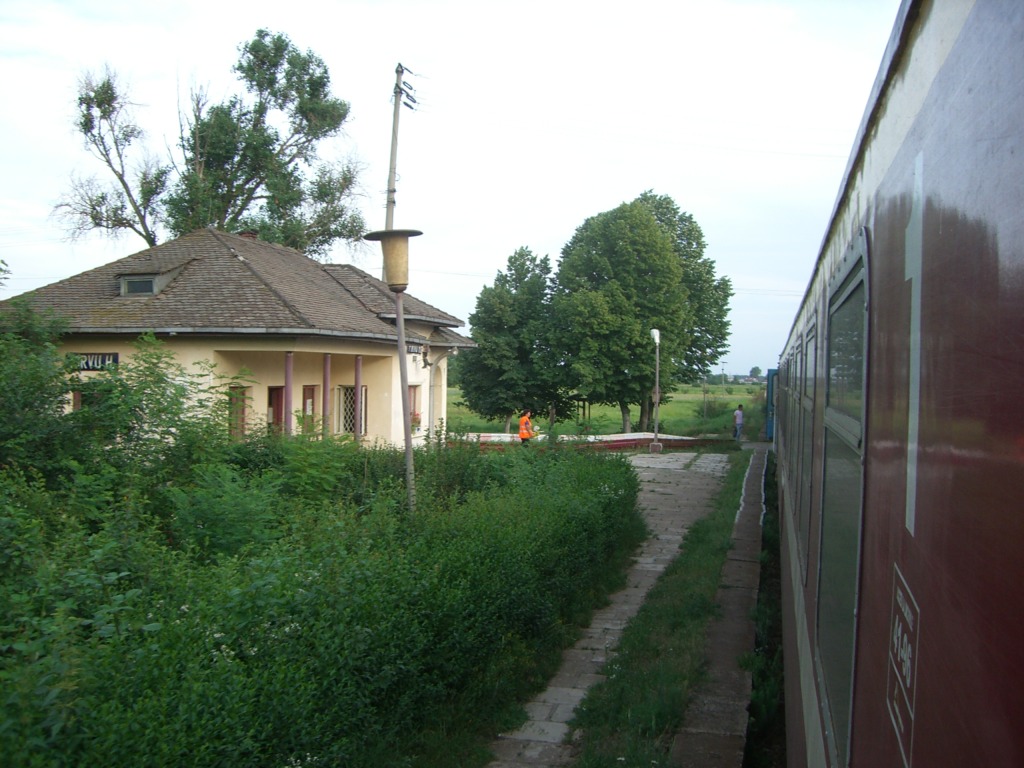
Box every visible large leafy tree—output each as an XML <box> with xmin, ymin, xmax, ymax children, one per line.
<box><xmin>553</xmin><ymin>201</ymin><xmax>688</xmax><ymax>432</ymax></box>
<box><xmin>458</xmin><ymin>248</ymin><xmax>573</xmax><ymax>430</ymax></box>
<box><xmin>55</xmin><ymin>30</ymin><xmax>364</xmax><ymax>258</ymax></box>
<box><xmin>461</xmin><ymin>193</ymin><xmax>729</xmax><ymax>433</ymax></box>
<box><xmin>634</xmin><ymin>191</ymin><xmax>732</xmax><ymax>383</ymax></box>
<box><xmin>166</xmin><ymin>30</ymin><xmax>363</xmax><ymax>255</ymax></box>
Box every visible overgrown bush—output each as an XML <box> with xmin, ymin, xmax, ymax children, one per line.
<box><xmin>0</xmin><ymin>322</ymin><xmax>646</xmax><ymax>766</ymax></box>
<box><xmin>1</xmin><ymin>448</ymin><xmax>642</xmax><ymax>766</ymax></box>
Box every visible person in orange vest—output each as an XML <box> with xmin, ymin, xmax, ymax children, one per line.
<box><xmin>518</xmin><ymin>409</ymin><xmax>537</xmax><ymax>445</ymax></box>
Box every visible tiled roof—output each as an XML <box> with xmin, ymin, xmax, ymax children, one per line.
<box><xmin>323</xmin><ymin>264</ymin><xmax>464</xmax><ymax>327</ymax></box>
<box><xmin>6</xmin><ymin>229</ymin><xmax>472</xmax><ymax>346</ymax></box>
<box><xmin>428</xmin><ymin>326</ymin><xmax>477</xmax><ymax>348</ymax></box>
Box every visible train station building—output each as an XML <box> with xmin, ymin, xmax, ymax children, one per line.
<box><xmin>3</xmin><ymin>228</ymin><xmax>473</xmax><ymax>444</ymax></box>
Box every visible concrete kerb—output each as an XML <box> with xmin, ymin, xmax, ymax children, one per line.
<box><xmin>486</xmin><ymin>451</ymin><xmax>747</xmax><ymax>768</ymax></box>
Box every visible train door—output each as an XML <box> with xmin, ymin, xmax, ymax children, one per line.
<box><xmin>815</xmin><ymin>230</ymin><xmax>869</xmax><ymax>766</ymax></box>
<box><xmin>766</xmin><ymin>368</ymin><xmax>778</xmax><ymax>440</ymax></box>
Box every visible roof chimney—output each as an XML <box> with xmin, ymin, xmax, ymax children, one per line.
<box><xmin>239</xmin><ymin>230</ymin><xmax>259</xmax><ymax>240</ymax></box>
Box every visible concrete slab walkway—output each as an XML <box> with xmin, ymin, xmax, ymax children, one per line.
<box><xmin>486</xmin><ymin>451</ymin><xmax>736</xmax><ymax>767</ymax></box>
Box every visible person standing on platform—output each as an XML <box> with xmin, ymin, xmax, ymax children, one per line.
<box><xmin>519</xmin><ymin>409</ymin><xmax>537</xmax><ymax>445</ymax></box>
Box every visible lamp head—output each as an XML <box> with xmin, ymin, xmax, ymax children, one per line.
<box><xmin>364</xmin><ymin>229</ymin><xmax>423</xmax><ymax>292</ymax></box>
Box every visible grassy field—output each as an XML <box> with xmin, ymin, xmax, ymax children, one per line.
<box><xmin>445</xmin><ymin>384</ymin><xmax>767</xmax><ymax>440</ymax></box>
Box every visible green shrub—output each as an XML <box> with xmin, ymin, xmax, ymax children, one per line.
<box><xmin>1</xmin><ymin>325</ymin><xmax>650</xmax><ymax>766</ymax></box>
<box><xmin>164</xmin><ymin>463</ymin><xmax>283</xmax><ymax>560</ymax></box>
<box><xmin>2</xmin><ymin>442</ymin><xmax>644</xmax><ymax>767</ymax></box>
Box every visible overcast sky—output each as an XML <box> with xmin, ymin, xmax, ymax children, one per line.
<box><xmin>0</xmin><ymin>0</ymin><xmax>902</xmax><ymax>375</ymax></box>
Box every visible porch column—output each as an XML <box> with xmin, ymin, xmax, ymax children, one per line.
<box><xmin>284</xmin><ymin>351</ymin><xmax>294</xmax><ymax>434</ymax></box>
<box><xmin>322</xmin><ymin>353</ymin><xmax>332</xmax><ymax>438</ymax></box>
<box><xmin>354</xmin><ymin>355</ymin><xmax>363</xmax><ymax>439</ymax></box>
<box><xmin>428</xmin><ymin>349</ymin><xmax>452</xmax><ymax>437</ymax></box>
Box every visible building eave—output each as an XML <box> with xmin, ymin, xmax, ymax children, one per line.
<box><xmin>64</xmin><ymin>326</ymin><xmax>431</xmax><ymax>344</ymax></box>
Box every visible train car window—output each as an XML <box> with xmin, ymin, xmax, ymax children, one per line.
<box><xmin>791</xmin><ymin>347</ymin><xmax>803</xmax><ymax>510</ymax></box>
<box><xmin>816</xmin><ymin>227</ymin><xmax>869</xmax><ymax>767</ymax></box>
<box><xmin>790</xmin><ymin>346</ymin><xmax>798</xmax><ymax>448</ymax></box>
<box><xmin>799</xmin><ymin>328</ymin><xmax>817</xmax><ymax>581</ymax></box>
<box><xmin>778</xmin><ymin>358</ymin><xmax>786</xmax><ymax>460</ymax></box>
<box><xmin>827</xmin><ymin>279</ymin><xmax>866</xmax><ymax>444</ymax></box>
<box><xmin>778</xmin><ymin>355</ymin><xmax>791</xmax><ymax>507</ymax></box>
<box><xmin>776</xmin><ymin>361</ymin><xmax>785</xmax><ymax>452</ymax></box>
<box><xmin>817</xmin><ymin>431</ymin><xmax>864</xmax><ymax>765</ymax></box>
<box><xmin>804</xmin><ymin>330</ymin><xmax>817</xmax><ymax>398</ymax></box>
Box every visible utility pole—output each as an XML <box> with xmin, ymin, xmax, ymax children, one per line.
<box><xmin>385</xmin><ymin>64</ymin><xmax>417</xmax><ymax>231</ymax></box>
<box><xmin>369</xmin><ymin>63</ymin><xmax>420</xmax><ymax>512</ymax></box>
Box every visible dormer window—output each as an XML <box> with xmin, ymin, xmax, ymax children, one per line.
<box><xmin>117</xmin><ymin>264</ymin><xmax>186</xmax><ymax>297</ymax></box>
<box><xmin>121</xmin><ymin>276</ymin><xmax>156</xmax><ymax>296</ymax></box>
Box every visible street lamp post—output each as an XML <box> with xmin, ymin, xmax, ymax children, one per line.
<box><xmin>364</xmin><ymin>64</ymin><xmax>421</xmax><ymax>512</ymax></box>
<box><xmin>650</xmin><ymin>328</ymin><xmax>662</xmax><ymax>454</ymax></box>
<box><xmin>365</xmin><ymin>228</ymin><xmax>422</xmax><ymax>512</ymax></box>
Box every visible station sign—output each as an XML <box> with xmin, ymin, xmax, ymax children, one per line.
<box><xmin>72</xmin><ymin>352</ymin><xmax>119</xmax><ymax>371</ymax></box>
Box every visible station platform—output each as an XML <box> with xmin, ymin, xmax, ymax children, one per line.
<box><xmin>487</xmin><ymin>444</ymin><xmax>769</xmax><ymax>767</ymax></box>
<box><xmin>455</xmin><ymin>431</ymin><xmax>728</xmax><ymax>452</ymax></box>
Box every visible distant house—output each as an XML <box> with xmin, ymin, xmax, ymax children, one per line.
<box><xmin>2</xmin><ymin>229</ymin><xmax>473</xmax><ymax>444</ymax></box>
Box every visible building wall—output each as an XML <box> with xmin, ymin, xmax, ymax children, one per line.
<box><xmin>62</xmin><ymin>332</ymin><xmax>443</xmax><ymax>446</ymax></box>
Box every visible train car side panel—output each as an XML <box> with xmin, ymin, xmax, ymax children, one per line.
<box><xmin>855</xmin><ymin>2</ymin><xmax>1024</xmax><ymax>765</ymax></box>
<box><xmin>778</xmin><ymin>1</ymin><xmax>1024</xmax><ymax>766</ymax></box>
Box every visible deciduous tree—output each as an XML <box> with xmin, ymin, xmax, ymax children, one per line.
<box><xmin>55</xmin><ymin>30</ymin><xmax>364</xmax><ymax>258</ymax></box>
<box><xmin>54</xmin><ymin>68</ymin><xmax>169</xmax><ymax>247</ymax></box>
<box><xmin>166</xmin><ymin>30</ymin><xmax>364</xmax><ymax>256</ymax></box>
<box><xmin>458</xmin><ymin>248</ymin><xmax>573</xmax><ymax>430</ymax></box>
<box><xmin>463</xmin><ymin>193</ymin><xmax>730</xmax><ymax>434</ymax></box>
<box><xmin>553</xmin><ymin>201</ymin><xmax>688</xmax><ymax>432</ymax></box>
<box><xmin>634</xmin><ymin>191</ymin><xmax>732</xmax><ymax>383</ymax></box>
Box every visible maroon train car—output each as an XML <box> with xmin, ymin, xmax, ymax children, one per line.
<box><xmin>774</xmin><ymin>1</ymin><xmax>1024</xmax><ymax>766</ymax></box>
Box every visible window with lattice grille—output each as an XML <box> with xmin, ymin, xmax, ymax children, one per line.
<box><xmin>339</xmin><ymin>385</ymin><xmax>367</xmax><ymax>435</ymax></box>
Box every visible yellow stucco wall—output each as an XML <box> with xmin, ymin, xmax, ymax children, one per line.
<box><xmin>62</xmin><ymin>331</ymin><xmax>448</xmax><ymax>446</ymax></box>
